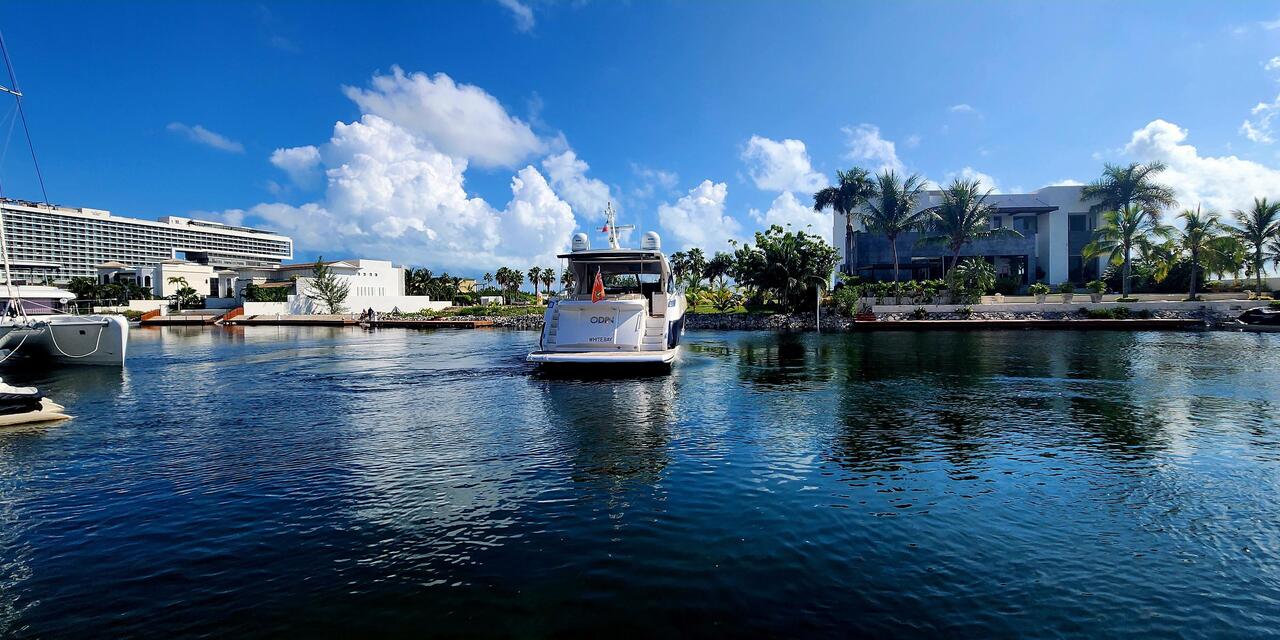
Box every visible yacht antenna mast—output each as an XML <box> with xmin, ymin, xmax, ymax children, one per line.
<box><xmin>600</xmin><ymin>202</ymin><xmax>633</xmax><ymax>249</ymax></box>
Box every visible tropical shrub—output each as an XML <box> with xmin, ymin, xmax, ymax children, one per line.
<box><xmin>830</xmin><ymin>284</ymin><xmax>862</xmax><ymax>316</ymax></box>
<box><xmin>993</xmin><ymin>276</ymin><xmax>1021</xmax><ymax>295</ymax></box>
<box><xmin>957</xmin><ymin>305</ymin><xmax>974</xmax><ymax>318</ymax></box>
<box><xmin>728</xmin><ymin>225</ymin><xmax>839</xmax><ymax>312</ymax></box>
<box><xmin>946</xmin><ymin>259</ymin><xmax>996</xmax><ymax>303</ymax></box>
<box><xmin>1058</xmin><ymin>282</ymin><xmax>1075</xmax><ymax>294</ymax></box>
<box><xmin>1086</xmin><ymin>280</ymin><xmax>1107</xmax><ymax>294</ymax></box>
<box><xmin>244</xmin><ymin>283</ymin><xmax>290</xmax><ymax>302</ymax></box>
<box><xmin>1028</xmin><ymin>282</ymin><xmax>1050</xmax><ymax>296</ymax></box>
<box><xmin>699</xmin><ymin>282</ymin><xmax>746</xmax><ymax>312</ymax></box>
<box><xmin>910</xmin><ymin>306</ymin><xmax>928</xmax><ymax>320</ymax></box>
<box><xmin>1080</xmin><ymin>306</ymin><xmax>1151</xmax><ymax>319</ymax></box>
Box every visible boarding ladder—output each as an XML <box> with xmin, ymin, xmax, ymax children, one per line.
<box><xmin>641</xmin><ymin>315</ymin><xmax>666</xmax><ymax>351</ymax></box>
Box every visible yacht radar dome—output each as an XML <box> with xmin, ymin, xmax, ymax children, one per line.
<box><xmin>641</xmin><ymin>231</ymin><xmax>661</xmax><ymax>251</ymax></box>
<box><xmin>571</xmin><ymin>233</ymin><xmax>590</xmax><ymax>252</ymax></box>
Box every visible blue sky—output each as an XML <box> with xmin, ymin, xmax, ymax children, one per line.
<box><xmin>2</xmin><ymin>0</ymin><xmax>1279</xmax><ymax>273</ymax></box>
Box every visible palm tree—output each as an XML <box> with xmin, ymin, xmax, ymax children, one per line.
<box><xmin>539</xmin><ymin>267</ymin><xmax>555</xmax><ymax>298</ymax></box>
<box><xmin>813</xmin><ymin>167</ymin><xmax>876</xmax><ymax>274</ymax></box>
<box><xmin>1082</xmin><ymin>205</ymin><xmax>1170</xmax><ymax>298</ymax></box>
<box><xmin>1173</xmin><ymin>206</ymin><xmax>1232</xmax><ymax>301</ymax></box>
<box><xmin>685</xmin><ymin>248</ymin><xmax>707</xmax><ymax>289</ymax></box>
<box><xmin>494</xmin><ymin>266</ymin><xmax>523</xmax><ymax>303</ymax></box>
<box><xmin>527</xmin><ymin>266</ymin><xmax>543</xmax><ymax>300</ymax></box>
<box><xmin>482</xmin><ymin>272</ymin><xmax>494</xmax><ymax>290</ymax></box>
<box><xmin>704</xmin><ymin>251</ymin><xmax>734</xmax><ymax>286</ymax></box>
<box><xmin>918</xmin><ymin>178</ymin><xmax>1021</xmax><ymax>276</ymax></box>
<box><xmin>861</xmin><ymin>170</ymin><xmax>930</xmax><ymax>284</ymax></box>
<box><xmin>1231</xmin><ymin>197</ymin><xmax>1280</xmax><ymax>294</ymax></box>
<box><xmin>405</xmin><ymin>267</ymin><xmax>433</xmax><ymax>296</ymax></box>
<box><xmin>561</xmin><ymin>267</ymin><xmax>576</xmax><ymax>294</ymax></box>
<box><xmin>1134</xmin><ymin>236</ymin><xmax>1178</xmax><ymax>284</ymax></box>
<box><xmin>167</xmin><ymin>276</ymin><xmax>190</xmax><ymax>311</ymax></box>
<box><xmin>1081</xmin><ymin>161</ymin><xmax>1178</xmax><ymax>214</ymax></box>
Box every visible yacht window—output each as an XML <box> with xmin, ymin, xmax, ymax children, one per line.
<box><xmin>574</xmin><ymin>261</ymin><xmax>662</xmax><ymax>296</ymax></box>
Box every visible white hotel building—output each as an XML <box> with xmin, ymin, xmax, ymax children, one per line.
<box><xmin>0</xmin><ymin>198</ymin><xmax>293</xmax><ymax>287</ymax></box>
<box><xmin>833</xmin><ymin>185</ymin><xmax>1107</xmax><ymax>286</ymax></box>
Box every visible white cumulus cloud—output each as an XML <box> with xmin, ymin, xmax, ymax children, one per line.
<box><xmin>166</xmin><ymin>122</ymin><xmax>244</xmax><ymax>153</ymax></box>
<box><xmin>218</xmin><ymin>109</ymin><xmax>576</xmax><ymax>269</ymax></box>
<box><xmin>343</xmin><ymin>66</ymin><xmax>545</xmax><ymax>168</ymax></box>
<box><xmin>842</xmin><ymin>124</ymin><xmax>905</xmax><ymax>174</ymax></box>
<box><xmin>741</xmin><ymin>135</ymin><xmax>828</xmax><ymax>193</ymax></box>
<box><xmin>541</xmin><ymin>150</ymin><xmax>613</xmax><ymax>219</ymax></box>
<box><xmin>944</xmin><ymin>167</ymin><xmax>1001</xmax><ymax>193</ymax></box>
<box><xmin>1047</xmin><ymin>178</ymin><xmax>1084</xmax><ymax>187</ymax></box>
<box><xmin>1266</xmin><ymin>56</ymin><xmax>1280</xmax><ymax>72</ymax></box>
<box><xmin>657</xmin><ymin>180</ymin><xmax>741</xmax><ymax>252</ymax></box>
<box><xmin>1124</xmin><ymin>119</ymin><xmax>1280</xmax><ymax>215</ymax></box>
<box><xmin>269</xmin><ymin>145</ymin><xmax>322</xmax><ymax>186</ymax></box>
<box><xmin>748</xmin><ymin>191</ymin><xmax>828</xmax><ymax>233</ymax></box>
<box><xmin>949</xmin><ymin>103</ymin><xmax>976</xmax><ymax>114</ymax></box>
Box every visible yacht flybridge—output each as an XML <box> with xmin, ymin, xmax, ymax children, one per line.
<box><xmin>527</xmin><ymin>205</ymin><xmax>686</xmax><ymax>367</ymax></box>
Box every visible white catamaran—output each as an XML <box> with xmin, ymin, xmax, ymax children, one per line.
<box><xmin>527</xmin><ymin>204</ymin><xmax>686</xmax><ymax>367</ymax></box>
<box><xmin>0</xmin><ymin>284</ymin><xmax>129</xmax><ymax>366</ymax></box>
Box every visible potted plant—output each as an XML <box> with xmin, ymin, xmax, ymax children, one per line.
<box><xmin>1059</xmin><ymin>282</ymin><xmax>1075</xmax><ymax>304</ymax></box>
<box><xmin>1029</xmin><ymin>282</ymin><xmax>1050</xmax><ymax>304</ymax></box>
<box><xmin>1086</xmin><ymin>279</ymin><xmax>1106</xmax><ymax>303</ymax></box>
<box><xmin>855</xmin><ymin>300</ymin><xmax>877</xmax><ymax>322</ymax></box>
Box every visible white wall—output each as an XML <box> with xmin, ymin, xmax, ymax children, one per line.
<box><xmin>243</xmin><ymin>301</ymin><xmax>290</xmax><ymax>315</ymax></box>
<box><xmin>92</xmin><ymin>299</ymin><xmax>167</xmax><ymax>314</ymax></box>
<box><xmin>243</xmin><ymin>295</ymin><xmax>449</xmax><ymax>316</ymax></box>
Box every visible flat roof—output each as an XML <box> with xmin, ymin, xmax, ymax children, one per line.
<box><xmin>557</xmin><ymin>249</ymin><xmax>664</xmax><ymax>260</ymax></box>
<box><xmin>0</xmin><ymin>199</ymin><xmax>292</xmax><ymax>243</ymax></box>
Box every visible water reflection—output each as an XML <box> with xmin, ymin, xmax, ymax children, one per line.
<box><xmin>537</xmin><ymin>371</ymin><xmax>676</xmax><ymax>487</ymax></box>
<box><xmin>1</xmin><ymin>327</ymin><xmax>1280</xmax><ymax>637</ymax></box>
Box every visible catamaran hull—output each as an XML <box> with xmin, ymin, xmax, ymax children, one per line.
<box><xmin>0</xmin><ymin>315</ymin><xmax>129</xmax><ymax>366</ymax></box>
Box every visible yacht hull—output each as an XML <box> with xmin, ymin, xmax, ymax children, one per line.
<box><xmin>527</xmin><ymin>348</ymin><xmax>678</xmax><ymax>365</ymax></box>
<box><xmin>0</xmin><ymin>315</ymin><xmax>129</xmax><ymax>366</ymax></box>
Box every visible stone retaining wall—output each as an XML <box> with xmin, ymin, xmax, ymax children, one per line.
<box><xmin>382</xmin><ymin>304</ymin><xmax>1260</xmax><ymax>332</ymax></box>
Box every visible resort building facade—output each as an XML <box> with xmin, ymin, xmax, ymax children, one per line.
<box><xmin>233</xmin><ymin>259</ymin><xmax>447</xmax><ymax>313</ymax></box>
<box><xmin>832</xmin><ymin>185</ymin><xmax>1107</xmax><ymax>286</ymax></box>
<box><xmin>1</xmin><ymin>198</ymin><xmax>293</xmax><ymax>284</ymax></box>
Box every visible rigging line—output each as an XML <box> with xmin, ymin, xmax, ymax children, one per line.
<box><xmin>0</xmin><ymin>28</ymin><xmax>47</xmax><ymax>206</ymax></box>
<box><xmin>0</xmin><ymin>103</ymin><xmax>19</xmax><ymax>168</ymax></box>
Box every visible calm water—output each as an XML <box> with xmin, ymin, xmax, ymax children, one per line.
<box><xmin>1</xmin><ymin>326</ymin><xmax>1279</xmax><ymax>637</ymax></box>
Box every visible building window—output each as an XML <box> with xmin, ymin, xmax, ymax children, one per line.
<box><xmin>1069</xmin><ymin>215</ymin><xmax>1087</xmax><ymax>232</ymax></box>
<box><xmin>1069</xmin><ymin>256</ymin><xmax>1083</xmax><ymax>283</ymax></box>
<box><xmin>992</xmin><ymin>216</ymin><xmax>1003</xmax><ymax>229</ymax></box>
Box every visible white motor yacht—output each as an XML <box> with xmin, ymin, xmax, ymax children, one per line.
<box><xmin>0</xmin><ymin>286</ymin><xmax>129</xmax><ymax>366</ymax></box>
<box><xmin>527</xmin><ymin>205</ymin><xmax>686</xmax><ymax>367</ymax></box>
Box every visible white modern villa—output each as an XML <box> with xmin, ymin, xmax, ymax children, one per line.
<box><xmin>833</xmin><ymin>185</ymin><xmax>1108</xmax><ymax>286</ymax></box>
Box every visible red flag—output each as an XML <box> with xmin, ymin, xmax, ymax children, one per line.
<box><xmin>591</xmin><ymin>267</ymin><xmax>605</xmax><ymax>303</ymax></box>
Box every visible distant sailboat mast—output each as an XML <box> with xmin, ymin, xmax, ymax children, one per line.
<box><xmin>0</xmin><ymin>26</ymin><xmax>52</xmax><ymax>314</ymax></box>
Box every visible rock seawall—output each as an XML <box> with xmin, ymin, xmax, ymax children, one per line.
<box><xmin>386</xmin><ymin>307</ymin><xmax>1242</xmax><ymax>332</ymax></box>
